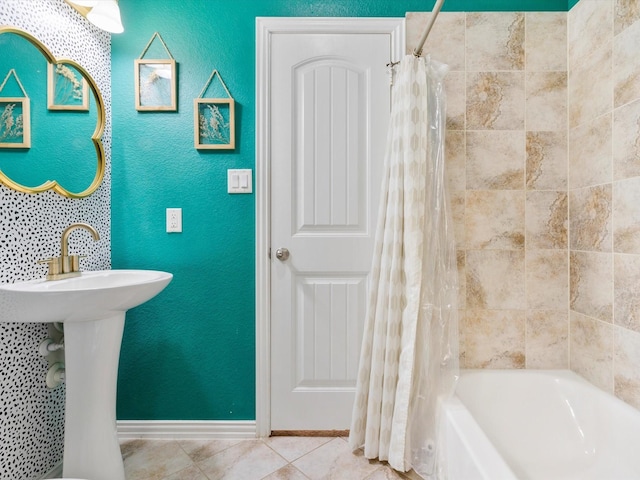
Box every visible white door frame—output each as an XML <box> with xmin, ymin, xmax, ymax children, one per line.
<box><xmin>255</xmin><ymin>16</ymin><xmax>405</xmax><ymax>437</ymax></box>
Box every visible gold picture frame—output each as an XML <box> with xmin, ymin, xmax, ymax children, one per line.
<box><xmin>47</xmin><ymin>62</ymin><xmax>89</xmax><ymax>111</ymax></box>
<box><xmin>134</xmin><ymin>58</ymin><xmax>177</xmax><ymax>111</ymax></box>
<box><xmin>194</xmin><ymin>98</ymin><xmax>235</xmax><ymax>150</ymax></box>
<box><xmin>194</xmin><ymin>70</ymin><xmax>235</xmax><ymax>150</ymax></box>
<box><xmin>0</xmin><ymin>97</ymin><xmax>30</xmax><ymax>149</ymax></box>
<box><xmin>0</xmin><ymin>26</ymin><xmax>106</xmax><ymax>198</ymax></box>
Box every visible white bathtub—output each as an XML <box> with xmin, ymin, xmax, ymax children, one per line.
<box><xmin>442</xmin><ymin>369</ymin><xmax>640</xmax><ymax>480</ymax></box>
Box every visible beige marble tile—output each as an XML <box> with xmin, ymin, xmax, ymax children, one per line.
<box><xmin>466</xmin><ymin>191</ymin><xmax>525</xmax><ymax>250</ymax></box>
<box><xmin>466</xmin><ymin>13</ymin><xmax>525</xmax><ymax>71</ymax></box>
<box><xmin>613</xmin><ymin>99</ymin><xmax>640</xmax><ymax>181</ymax></box>
<box><xmin>445</xmin><ymin>130</ymin><xmax>465</xmax><ymax>192</ymax></box>
<box><xmin>568</xmin><ymin>114</ymin><xmax>613</xmax><ymax>189</ymax></box>
<box><xmin>364</xmin><ymin>466</ymin><xmax>406</xmax><ymax>479</ymax></box>
<box><xmin>262</xmin><ymin>464</ymin><xmax>311</xmax><ymax>480</ymax></box>
<box><xmin>568</xmin><ymin>45</ymin><xmax>613</xmax><ymax>128</ymax></box>
<box><xmin>570</xmin><ymin>311</ymin><xmax>614</xmax><ymax>393</ymax></box>
<box><xmin>264</xmin><ymin>436</ymin><xmax>333</xmax><ymax>463</ymax></box>
<box><xmin>450</xmin><ymin>191</ymin><xmax>465</xmax><ymax>249</ymax></box>
<box><xmin>525</xmin><ymin>12</ymin><xmax>567</xmax><ymax>72</ymax></box>
<box><xmin>614</xmin><ymin>326</ymin><xmax>640</xmax><ymax>409</ymax></box>
<box><xmin>457</xmin><ymin>250</ymin><xmax>466</xmax><ymax>309</ymax></box>
<box><xmin>526</xmin><ymin>191</ymin><xmax>568</xmax><ymax>250</ymax></box>
<box><xmin>466</xmin><ymin>250</ymin><xmax>525</xmax><ymax>310</ymax></box>
<box><xmin>466</xmin><ymin>131</ymin><xmax>525</xmax><ymax>190</ymax></box>
<box><xmin>614</xmin><ymin>19</ymin><xmax>640</xmax><ymax>108</ymax></box>
<box><xmin>405</xmin><ymin>12</ymin><xmax>424</xmax><ymax>54</ymax></box>
<box><xmin>614</xmin><ymin>253</ymin><xmax>640</xmax><ymax>332</ymax></box>
<box><xmin>116</xmin><ymin>437</ymin><xmax>417</xmax><ymax>480</ymax></box>
<box><xmin>467</xmin><ymin>72</ymin><xmax>525</xmax><ymax>130</ymax></box>
<box><xmin>615</xmin><ymin>0</ymin><xmax>640</xmax><ymax>35</ymax></box>
<box><xmin>526</xmin><ymin>250</ymin><xmax>568</xmax><ymax>310</ymax></box>
<box><xmin>526</xmin><ymin>310</ymin><xmax>569</xmax><ymax>368</ymax></box>
<box><xmin>570</xmin><ymin>251</ymin><xmax>613</xmax><ymax>323</ymax></box>
<box><xmin>293</xmin><ymin>438</ymin><xmax>382</xmax><ymax>480</ymax></box>
<box><xmin>613</xmin><ymin>177</ymin><xmax>640</xmax><ymax>253</ymax></box>
<box><xmin>163</xmin><ymin>465</ymin><xmax>208</xmax><ymax>480</ymax></box>
<box><xmin>526</xmin><ymin>131</ymin><xmax>568</xmax><ymax>191</ymax></box>
<box><xmin>402</xmin><ymin>469</ymin><xmax>427</xmax><ymax>480</ymax></box>
<box><xmin>462</xmin><ymin>309</ymin><xmax>526</xmax><ymax>368</ymax></box>
<box><xmin>178</xmin><ymin>438</ymin><xmax>243</xmax><ymax>463</ymax></box>
<box><xmin>458</xmin><ymin>311</ymin><xmax>469</xmax><ymax>368</ymax></box>
<box><xmin>445</xmin><ymin>72</ymin><xmax>466</xmax><ymax>130</ymax></box>
<box><xmin>568</xmin><ymin>0</ymin><xmax>613</xmax><ymax>72</ymax></box>
<box><xmin>406</xmin><ymin>12</ymin><xmax>465</xmax><ymax>70</ymax></box>
<box><xmin>526</xmin><ymin>72</ymin><xmax>567</xmax><ymax>131</ymax></box>
<box><xmin>121</xmin><ymin>439</ymin><xmax>194</xmax><ymax>480</ymax></box>
<box><xmin>405</xmin><ymin>12</ymin><xmax>427</xmax><ymax>55</ymax></box>
<box><xmin>569</xmin><ymin>185</ymin><xmax>613</xmax><ymax>252</ymax></box>
<box><xmin>197</xmin><ymin>440</ymin><xmax>287</xmax><ymax>480</ymax></box>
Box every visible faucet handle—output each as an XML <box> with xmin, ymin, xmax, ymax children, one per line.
<box><xmin>37</xmin><ymin>257</ymin><xmax>62</xmax><ymax>277</ymax></box>
<box><xmin>66</xmin><ymin>254</ymin><xmax>87</xmax><ymax>273</ymax></box>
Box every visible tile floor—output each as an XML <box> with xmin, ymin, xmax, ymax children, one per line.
<box><xmin>120</xmin><ymin>436</ymin><xmax>411</xmax><ymax>480</ymax></box>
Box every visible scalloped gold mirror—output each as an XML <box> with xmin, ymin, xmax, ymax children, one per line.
<box><xmin>0</xmin><ymin>26</ymin><xmax>105</xmax><ymax>198</ymax></box>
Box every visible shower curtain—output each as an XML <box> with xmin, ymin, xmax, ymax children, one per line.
<box><xmin>349</xmin><ymin>55</ymin><xmax>459</xmax><ymax>479</ymax></box>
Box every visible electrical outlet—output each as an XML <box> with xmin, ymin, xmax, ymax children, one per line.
<box><xmin>166</xmin><ymin>208</ymin><xmax>182</xmax><ymax>233</ymax></box>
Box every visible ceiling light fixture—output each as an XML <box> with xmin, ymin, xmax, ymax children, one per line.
<box><xmin>65</xmin><ymin>0</ymin><xmax>124</xmax><ymax>34</ymax></box>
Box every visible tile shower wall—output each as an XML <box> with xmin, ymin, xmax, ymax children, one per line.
<box><xmin>568</xmin><ymin>0</ymin><xmax>640</xmax><ymax>409</ymax></box>
<box><xmin>0</xmin><ymin>1</ymin><xmax>111</xmax><ymax>478</ymax></box>
<box><xmin>407</xmin><ymin>12</ymin><xmax>569</xmax><ymax>369</ymax></box>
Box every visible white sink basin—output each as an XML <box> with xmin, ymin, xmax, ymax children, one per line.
<box><xmin>0</xmin><ymin>269</ymin><xmax>172</xmax><ymax>480</ymax></box>
<box><xmin>0</xmin><ymin>269</ymin><xmax>172</xmax><ymax>323</ymax></box>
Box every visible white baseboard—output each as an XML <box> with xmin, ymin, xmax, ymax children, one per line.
<box><xmin>117</xmin><ymin>420</ymin><xmax>257</xmax><ymax>440</ymax></box>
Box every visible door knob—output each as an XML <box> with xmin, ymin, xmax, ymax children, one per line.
<box><xmin>275</xmin><ymin>248</ymin><xmax>290</xmax><ymax>261</ymax></box>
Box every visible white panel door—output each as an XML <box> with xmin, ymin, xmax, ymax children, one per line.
<box><xmin>269</xmin><ymin>21</ymin><xmax>400</xmax><ymax>430</ymax></box>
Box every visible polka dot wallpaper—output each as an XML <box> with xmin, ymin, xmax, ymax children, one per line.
<box><xmin>0</xmin><ymin>1</ymin><xmax>111</xmax><ymax>477</ymax></box>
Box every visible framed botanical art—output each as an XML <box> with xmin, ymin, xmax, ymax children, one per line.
<box><xmin>194</xmin><ymin>98</ymin><xmax>235</xmax><ymax>149</ymax></box>
<box><xmin>134</xmin><ymin>59</ymin><xmax>176</xmax><ymax>111</ymax></box>
<box><xmin>135</xmin><ymin>32</ymin><xmax>177</xmax><ymax>111</ymax></box>
<box><xmin>0</xmin><ymin>98</ymin><xmax>30</xmax><ymax>148</ymax></box>
<box><xmin>47</xmin><ymin>62</ymin><xmax>89</xmax><ymax>111</ymax></box>
<box><xmin>194</xmin><ymin>70</ymin><xmax>235</xmax><ymax>150</ymax></box>
<box><xmin>0</xmin><ymin>69</ymin><xmax>30</xmax><ymax>148</ymax></box>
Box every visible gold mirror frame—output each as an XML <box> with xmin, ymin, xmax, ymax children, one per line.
<box><xmin>0</xmin><ymin>26</ymin><xmax>105</xmax><ymax>198</ymax></box>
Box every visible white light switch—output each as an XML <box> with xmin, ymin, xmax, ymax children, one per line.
<box><xmin>166</xmin><ymin>208</ymin><xmax>182</xmax><ymax>233</ymax></box>
<box><xmin>227</xmin><ymin>169</ymin><xmax>252</xmax><ymax>194</ymax></box>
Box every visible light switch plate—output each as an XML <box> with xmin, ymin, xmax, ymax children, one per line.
<box><xmin>166</xmin><ymin>208</ymin><xmax>182</xmax><ymax>233</ymax></box>
<box><xmin>227</xmin><ymin>169</ymin><xmax>252</xmax><ymax>194</ymax></box>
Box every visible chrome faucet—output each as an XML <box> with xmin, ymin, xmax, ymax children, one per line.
<box><xmin>38</xmin><ymin>223</ymin><xmax>100</xmax><ymax>281</ymax></box>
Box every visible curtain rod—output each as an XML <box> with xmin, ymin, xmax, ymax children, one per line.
<box><xmin>413</xmin><ymin>0</ymin><xmax>445</xmax><ymax>57</ymax></box>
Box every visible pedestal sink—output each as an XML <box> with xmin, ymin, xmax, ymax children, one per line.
<box><xmin>0</xmin><ymin>269</ymin><xmax>172</xmax><ymax>480</ymax></box>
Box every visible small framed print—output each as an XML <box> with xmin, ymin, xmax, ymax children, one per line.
<box><xmin>47</xmin><ymin>62</ymin><xmax>89</xmax><ymax>111</ymax></box>
<box><xmin>135</xmin><ymin>59</ymin><xmax>177</xmax><ymax>111</ymax></box>
<box><xmin>0</xmin><ymin>98</ymin><xmax>30</xmax><ymax>148</ymax></box>
<box><xmin>194</xmin><ymin>98</ymin><xmax>235</xmax><ymax>150</ymax></box>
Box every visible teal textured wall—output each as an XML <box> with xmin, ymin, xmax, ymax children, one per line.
<box><xmin>112</xmin><ymin>0</ymin><xmax>568</xmax><ymax>421</ymax></box>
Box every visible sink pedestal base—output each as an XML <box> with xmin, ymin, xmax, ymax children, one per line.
<box><xmin>0</xmin><ymin>269</ymin><xmax>173</xmax><ymax>479</ymax></box>
<box><xmin>62</xmin><ymin>313</ymin><xmax>126</xmax><ymax>480</ymax></box>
